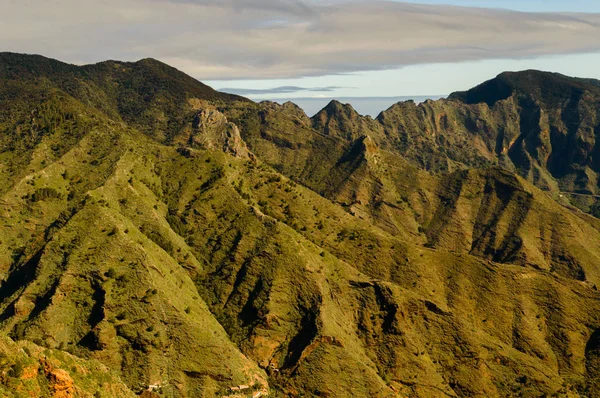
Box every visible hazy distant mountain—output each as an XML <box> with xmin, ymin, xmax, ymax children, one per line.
<box><xmin>2</xmin><ymin>53</ymin><xmax>600</xmax><ymax>397</ymax></box>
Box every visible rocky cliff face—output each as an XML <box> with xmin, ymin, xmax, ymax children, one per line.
<box><xmin>449</xmin><ymin>71</ymin><xmax>600</xmax><ymax>202</ymax></box>
<box><xmin>187</xmin><ymin>109</ymin><xmax>251</xmax><ymax>159</ymax></box>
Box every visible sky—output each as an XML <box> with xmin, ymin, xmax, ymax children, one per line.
<box><xmin>2</xmin><ymin>0</ymin><xmax>600</xmax><ymax>115</ymax></box>
<box><xmin>404</xmin><ymin>0</ymin><xmax>600</xmax><ymax>12</ymax></box>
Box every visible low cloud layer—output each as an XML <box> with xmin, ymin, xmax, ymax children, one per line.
<box><xmin>219</xmin><ymin>85</ymin><xmax>346</xmax><ymax>95</ymax></box>
<box><xmin>2</xmin><ymin>0</ymin><xmax>600</xmax><ymax>79</ymax></box>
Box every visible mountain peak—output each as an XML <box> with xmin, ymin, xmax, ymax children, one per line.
<box><xmin>312</xmin><ymin>100</ymin><xmax>361</xmax><ymax>124</ymax></box>
<box><xmin>449</xmin><ymin>69</ymin><xmax>600</xmax><ymax>107</ymax></box>
<box><xmin>136</xmin><ymin>57</ymin><xmax>163</xmax><ymax>64</ymax></box>
<box><xmin>311</xmin><ymin>99</ymin><xmax>381</xmax><ymax>141</ymax></box>
<box><xmin>0</xmin><ymin>51</ymin><xmax>250</xmax><ymax>143</ymax></box>
<box><xmin>0</xmin><ymin>52</ymin><xmax>76</xmax><ymax>78</ymax></box>
<box><xmin>321</xmin><ymin>99</ymin><xmax>358</xmax><ymax>115</ymax></box>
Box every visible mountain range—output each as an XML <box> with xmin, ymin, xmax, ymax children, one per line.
<box><xmin>2</xmin><ymin>52</ymin><xmax>600</xmax><ymax>397</ymax></box>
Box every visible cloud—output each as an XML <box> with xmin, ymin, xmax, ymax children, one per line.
<box><xmin>218</xmin><ymin>85</ymin><xmax>347</xmax><ymax>95</ymax></box>
<box><xmin>2</xmin><ymin>0</ymin><xmax>600</xmax><ymax>79</ymax></box>
<box><xmin>166</xmin><ymin>0</ymin><xmax>317</xmax><ymax>17</ymax></box>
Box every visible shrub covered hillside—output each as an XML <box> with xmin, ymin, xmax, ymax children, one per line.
<box><xmin>3</xmin><ymin>53</ymin><xmax>600</xmax><ymax>397</ymax></box>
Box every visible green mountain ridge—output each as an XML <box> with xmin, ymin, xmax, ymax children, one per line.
<box><xmin>2</xmin><ymin>53</ymin><xmax>600</xmax><ymax>397</ymax></box>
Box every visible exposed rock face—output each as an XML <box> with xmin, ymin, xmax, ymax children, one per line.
<box><xmin>0</xmin><ymin>334</ymin><xmax>134</xmax><ymax>397</ymax></box>
<box><xmin>375</xmin><ymin>98</ymin><xmax>501</xmax><ymax>172</ymax></box>
<box><xmin>189</xmin><ymin>109</ymin><xmax>251</xmax><ymax>159</ymax></box>
<box><xmin>448</xmin><ymin>71</ymin><xmax>600</xmax><ymax>197</ymax></box>
<box><xmin>373</xmin><ymin>71</ymin><xmax>600</xmax><ymax>213</ymax></box>
<box><xmin>45</xmin><ymin>367</ymin><xmax>74</xmax><ymax>398</ymax></box>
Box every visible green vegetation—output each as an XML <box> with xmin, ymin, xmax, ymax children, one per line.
<box><xmin>1</xmin><ymin>52</ymin><xmax>600</xmax><ymax>397</ymax></box>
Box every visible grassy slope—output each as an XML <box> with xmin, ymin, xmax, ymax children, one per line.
<box><xmin>4</xmin><ymin>121</ymin><xmax>598</xmax><ymax>396</ymax></box>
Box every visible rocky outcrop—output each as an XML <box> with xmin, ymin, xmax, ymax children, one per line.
<box><xmin>44</xmin><ymin>366</ymin><xmax>74</xmax><ymax>398</ymax></box>
<box><xmin>0</xmin><ymin>334</ymin><xmax>135</xmax><ymax>397</ymax></box>
<box><xmin>189</xmin><ymin>109</ymin><xmax>251</xmax><ymax>159</ymax></box>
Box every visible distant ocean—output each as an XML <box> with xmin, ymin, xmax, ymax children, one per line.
<box><xmin>265</xmin><ymin>96</ymin><xmax>445</xmax><ymax>118</ymax></box>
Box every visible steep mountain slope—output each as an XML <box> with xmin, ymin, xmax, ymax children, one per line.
<box><xmin>376</xmin><ymin>71</ymin><xmax>600</xmax><ymax>214</ymax></box>
<box><xmin>223</xmin><ymin>97</ymin><xmax>600</xmax><ymax>286</ymax></box>
<box><xmin>0</xmin><ymin>52</ymin><xmax>247</xmax><ymax>143</ymax></box>
<box><xmin>249</xmin><ymin>71</ymin><xmax>600</xmax><ymax>215</ymax></box>
<box><xmin>449</xmin><ymin>71</ymin><xmax>600</xmax><ymax>211</ymax></box>
<box><xmin>3</xmin><ymin>53</ymin><xmax>600</xmax><ymax>397</ymax></box>
<box><xmin>0</xmin><ymin>108</ymin><xmax>267</xmax><ymax>396</ymax></box>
